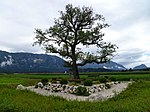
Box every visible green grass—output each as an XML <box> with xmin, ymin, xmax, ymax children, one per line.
<box><xmin>100</xmin><ymin>74</ymin><xmax>150</xmax><ymax>81</ymax></box>
<box><xmin>80</xmin><ymin>71</ymin><xmax>150</xmax><ymax>75</ymax></box>
<box><xmin>0</xmin><ymin>73</ymin><xmax>150</xmax><ymax>111</ymax></box>
<box><xmin>1</xmin><ymin>72</ymin><xmax>150</xmax><ymax>81</ymax></box>
<box><xmin>0</xmin><ymin>80</ymin><xmax>150</xmax><ymax>112</ymax></box>
<box><xmin>0</xmin><ymin>77</ymin><xmax>40</xmax><ymax>87</ymax></box>
<box><xmin>0</xmin><ymin>73</ymin><xmax>87</xmax><ymax>79</ymax></box>
<box><xmin>0</xmin><ymin>73</ymin><xmax>68</xmax><ymax>79</ymax></box>
<box><xmin>0</xmin><ymin>78</ymin><xmax>25</xmax><ymax>85</ymax></box>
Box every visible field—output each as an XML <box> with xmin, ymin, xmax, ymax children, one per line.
<box><xmin>0</xmin><ymin>72</ymin><xmax>150</xmax><ymax>112</ymax></box>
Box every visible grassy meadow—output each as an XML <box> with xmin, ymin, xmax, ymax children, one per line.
<box><xmin>0</xmin><ymin>72</ymin><xmax>150</xmax><ymax>112</ymax></box>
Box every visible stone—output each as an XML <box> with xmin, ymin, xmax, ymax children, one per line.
<box><xmin>37</xmin><ymin>82</ymin><xmax>43</xmax><ymax>88</ymax></box>
<box><xmin>33</xmin><ymin>81</ymin><xmax>118</xmax><ymax>95</ymax></box>
<box><xmin>48</xmin><ymin>82</ymin><xmax>52</xmax><ymax>86</ymax></box>
<box><xmin>56</xmin><ymin>81</ymin><xmax>60</xmax><ymax>84</ymax></box>
<box><xmin>17</xmin><ymin>81</ymin><xmax>131</xmax><ymax>102</ymax></box>
<box><xmin>16</xmin><ymin>84</ymin><xmax>26</xmax><ymax>90</ymax></box>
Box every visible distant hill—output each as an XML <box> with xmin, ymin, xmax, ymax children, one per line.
<box><xmin>0</xmin><ymin>50</ymin><xmax>66</xmax><ymax>73</ymax></box>
<box><xmin>133</xmin><ymin>64</ymin><xmax>148</xmax><ymax>70</ymax></box>
<box><xmin>0</xmin><ymin>50</ymin><xmax>126</xmax><ymax>73</ymax></box>
<box><xmin>80</xmin><ymin>61</ymin><xmax>126</xmax><ymax>71</ymax></box>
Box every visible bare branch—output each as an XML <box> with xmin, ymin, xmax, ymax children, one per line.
<box><xmin>33</xmin><ymin>4</ymin><xmax>118</xmax><ymax>79</ymax></box>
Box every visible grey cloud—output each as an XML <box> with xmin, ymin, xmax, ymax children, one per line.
<box><xmin>5</xmin><ymin>42</ymin><xmax>42</xmax><ymax>53</ymax></box>
<box><xmin>113</xmin><ymin>49</ymin><xmax>146</xmax><ymax>68</ymax></box>
<box><xmin>105</xmin><ymin>0</ymin><xmax>150</xmax><ymax>31</ymax></box>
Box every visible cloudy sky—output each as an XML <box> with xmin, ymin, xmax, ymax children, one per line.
<box><xmin>0</xmin><ymin>0</ymin><xmax>150</xmax><ymax>68</ymax></box>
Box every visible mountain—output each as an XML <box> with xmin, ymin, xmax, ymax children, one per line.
<box><xmin>133</xmin><ymin>64</ymin><xmax>147</xmax><ymax>70</ymax></box>
<box><xmin>0</xmin><ymin>50</ymin><xmax>126</xmax><ymax>73</ymax></box>
<box><xmin>0</xmin><ymin>50</ymin><xmax>66</xmax><ymax>73</ymax></box>
<box><xmin>80</xmin><ymin>61</ymin><xmax>126</xmax><ymax>71</ymax></box>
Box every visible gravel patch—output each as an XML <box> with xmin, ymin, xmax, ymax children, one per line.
<box><xmin>25</xmin><ymin>81</ymin><xmax>131</xmax><ymax>101</ymax></box>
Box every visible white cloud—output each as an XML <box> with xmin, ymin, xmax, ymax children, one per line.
<box><xmin>0</xmin><ymin>0</ymin><xmax>150</xmax><ymax>68</ymax></box>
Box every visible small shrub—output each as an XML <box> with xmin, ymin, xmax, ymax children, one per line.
<box><xmin>51</xmin><ymin>78</ymin><xmax>57</xmax><ymax>84</ymax></box>
<box><xmin>60</xmin><ymin>79</ymin><xmax>68</xmax><ymax>84</ymax></box>
<box><xmin>105</xmin><ymin>83</ymin><xmax>111</xmax><ymax>89</ymax></box>
<box><xmin>83</xmin><ymin>79</ymin><xmax>93</xmax><ymax>86</ymax></box>
<box><xmin>75</xmin><ymin>86</ymin><xmax>90</xmax><ymax>96</ymax></box>
<box><xmin>69</xmin><ymin>82</ymin><xmax>78</xmax><ymax>86</ymax></box>
<box><xmin>68</xmin><ymin>79</ymin><xmax>82</xmax><ymax>83</ymax></box>
<box><xmin>34</xmin><ymin>84</ymin><xmax>38</xmax><ymax>88</ymax></box>
<box><xmin>41</xmin><ymin>78</ymin><xmax>49</xmax><ymax>86</ymax></box>
<box><xmin>92</xmin><ymin>80</ymin><xmax>100</xmax><ymax>84</ymax></box>
<box><xmin>104</xmin><ymin>76</ymin><xmax>109</xmax><ymax>79</ymax></box>
<box><xmin>109</xmin><ymin>77</ymin><xmax>117</xmax><ymax>81</ymax></box>
<box><xmin>99</xmin><ymin>77</ymin><xmax>107</xmax><ymax>83</ymax></box>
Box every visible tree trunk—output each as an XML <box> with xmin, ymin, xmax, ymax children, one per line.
<box><xmin>71</xmin><ymin>46</ymin><xmax>80</xmax><ymax>79</ymax></box>
<box><xmin>72</xmin><ymin>60</ymin><xmax>80</xmax><ymax>79</ymax></box>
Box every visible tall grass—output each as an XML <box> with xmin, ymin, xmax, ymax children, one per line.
<box><xmin>103</xmin><ymin>74</ymin><xmax>150</xmax><ymax>81</ymax></box>
<box><xmin>0</xmin><ymin>80</ymin><xmax>150</xmax><ymax>112</ymax></box>
<box><xmin>0</xmin><ymin>73</ymin><xmax>150</xmax><ymax>81</ymax></box>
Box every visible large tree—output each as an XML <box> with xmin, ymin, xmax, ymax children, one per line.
<box><xmin>34</xmin><ymin>4</ymin><xmax>117</xmax><ymax>79</ymax></box>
